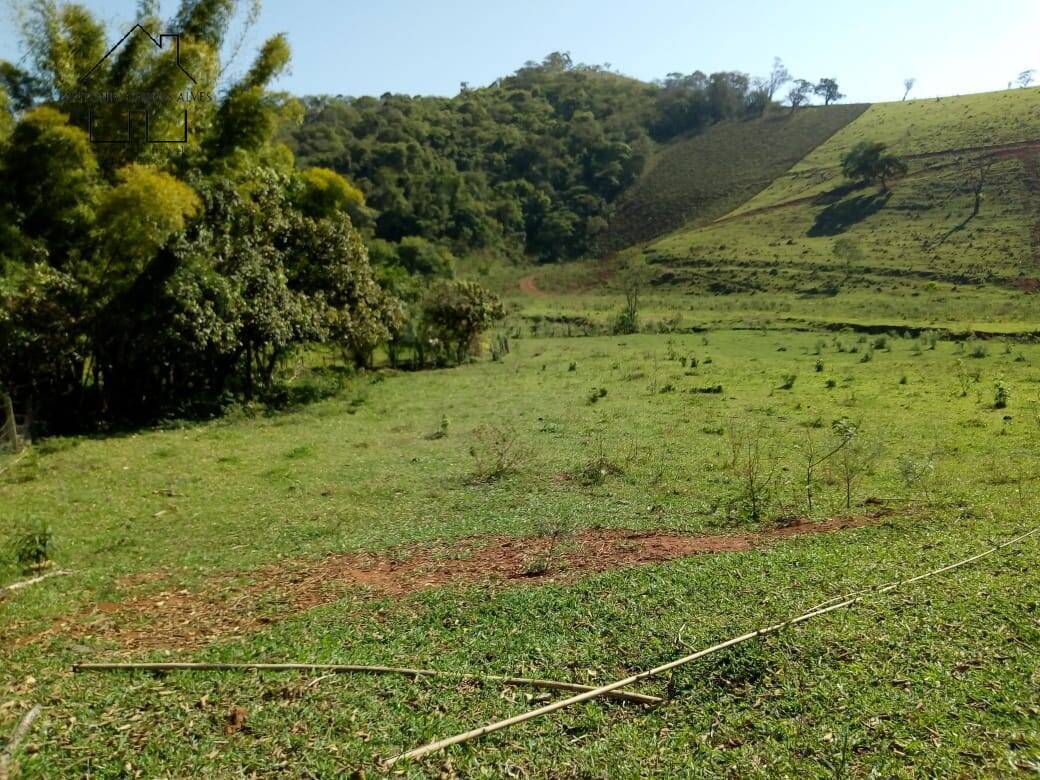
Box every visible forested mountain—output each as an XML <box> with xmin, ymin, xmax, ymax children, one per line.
<box><xmin>287</xmin><ymin>54</ymin><xmax>781</xmax><ymax>261</ymax></box>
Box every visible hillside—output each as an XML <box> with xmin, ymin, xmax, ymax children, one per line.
<box><xmin>622</xmin><ymin>88</ymin><xmax>1040</xmax><ymax>332</ymax></box>
<box><xmin>289</xmin><ymin>57</ymin><xmax>794</xmax><ymax>261</ymax></box>
<box><xmin>597</xmin><ymin>103</ymin><xmax>869</xmax><ymax>253</ymax></box>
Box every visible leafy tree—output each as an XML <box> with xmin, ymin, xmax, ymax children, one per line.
<box><xmin>293</xmin><ymin>166</ymin><xmax>374</xmax><ymax>230</ymax></box>
<box><xmin>841</xmin><ymin>141</ymin><xmax>908</xmax><ymax>191</ymax></box>
<box><xmin>94</xmin><ymin>164</ymin><xmax>201</xmax><ymax>292</ymax></box>
<box><xmin>786</xmin><ymin>79</ymin><xmax>814</xmax><ymax>110</ymax></box>
<box><xmin>419</xmin><ymin>280</ymin><xmax>504</xmax><ymax>365</ymax></box>
<box><xmin>1016</xmin><ymin>69</ymin><xmax>1035</xmax><ymax>88</ymax></box>
<box><xmin>1</xmin><ymin>107</ymin><xmax>99</xmax><ymax>255</ymax></box>
<box><xmin>902</xmin><ymin>77</ymin><xmax>916</xmax><ymax>101</ymax></box>
<box><xmin>0</xmin><ymin>1</ymin><xmax>406</xmax><ymax>428</ymax></box>
<box><xmin>814</xmin><ymin>78</ymin><xmax>844</xmax><ymax>105</ymax></box>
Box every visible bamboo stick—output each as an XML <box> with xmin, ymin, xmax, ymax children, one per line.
<box><xmin>386</xmin><ymin>526</ymin><xmax>1040</xmax><ymax>766</ymax></box>
<box><xmin>0</xmin><ymin>704</ymin><xmax>42</xmax><ymax>780</ymax></box>
<box><xmin>72</xmin><ymin>663</ymin><xmax>661</xmax><ymax>706</ymax></box>
<box><xmin>0</xmin><ymin>570</ymin><xmax>70</xmax><ymax>598</ymax></box>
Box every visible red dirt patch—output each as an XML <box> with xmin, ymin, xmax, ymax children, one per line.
<box><xmin>28</xmin><ymin>516</ymin><xmax>882</xmax><ymax>653</ymax></box>
<box><xmin>518</xmin><ymin>272</ymin><xmax>545</xmax><ymax>296</ymax></box>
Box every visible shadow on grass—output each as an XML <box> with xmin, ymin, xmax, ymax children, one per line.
<box><xmin>808</xmin><ymin>191</ymin><xmax>891</xmax><ymax>237</ymax></box>
<box><xmin>811</xmin><ymin>180</ymin><xmax>870</xmax><ymax>206</ymax></box>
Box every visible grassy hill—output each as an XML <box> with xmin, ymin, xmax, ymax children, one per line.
<box><xmin>609</xmin><ymin>88</ymin><xmax>1040</xmax><ymax>333</ymax></box>
<box><xmin>597</xmin><ymin>104</ymin><xmax>869</xmax><ymax>253</ymax></box>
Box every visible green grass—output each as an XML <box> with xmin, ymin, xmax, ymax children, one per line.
<box><xmin>733</xmin><ymin>87</ymin><xmax>1040</xmax><ymax>214</ymax></box>
<box><xmin>598</xmin><ymin>104</ymin><xmax>869</xmax><ymax>253</ymax></box>
<box><xmin>3</xmin><ymin>330</ymin><xmax>1040</xmax><ymax>776</ymax></box>
<box><xmin>578</xmin><ymin>89</ymin><xmax>1040</xmax><ymax>336</ymax></box>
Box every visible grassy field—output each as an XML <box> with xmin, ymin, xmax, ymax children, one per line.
<box><xmin>4</xmin><ymin>87</ymin><xmax>1040</xmax><ymax>779</ymax></box>
<box><xmin>3</xmin><ymin>329</ymin><xmax>1040</xmax><ymax>776</ymax></box>
<box><xmin>598</xmin><ymin>104</ymin><xmax>869</xmax><ymax>253</ymax></box>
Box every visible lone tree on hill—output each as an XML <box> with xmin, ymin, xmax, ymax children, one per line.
<box><xmin>787</xmin><ymin>79</ymin><xmax>814</xmax><ymax>111</ymax></box>
<box><xmin>902</xmin><ymin>78</ymin><xmax>916</xmax><ymax>101</ymax></box>
<box><xmin>1016</xmin><ymin>69</ymin><xmax>1035</xmax><ymax>88</ymax></box>
<box><xmin>841</xmin><ymin>141</ymin><xmax>908</xmax><ymax>192</ymax></box>
<box><xmin>814</xmin><ymin>78</ymin><xmax>844</xmax><ymax>105</ymax></box>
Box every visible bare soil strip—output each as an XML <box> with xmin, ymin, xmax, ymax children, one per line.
<box><xmin>518</xmin><ymin>273</ymin><xmax>545</xmax><ymax>296</ymax></box>
<box><xmin>26</xmin><ymin>515</ymin><xmax>883</xmax><ymax>652</ymax></box>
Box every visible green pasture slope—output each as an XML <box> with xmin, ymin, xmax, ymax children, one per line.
<box><xmin>630</xmin><ymin>88</ymin><xmax>1040</xmax><ymax>334</ymax></box>
<box><xmin>2</xmin><ymin>331</ymin><xmax>1040</xmax><ymax>776</ymax></box>
<box><xmin>598</xmin><ymin>103</ymin><xmax>869</xmax><ymax>253</ymax></box>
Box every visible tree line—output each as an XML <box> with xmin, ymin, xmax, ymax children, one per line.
<box><xmin>288</xmin><ymin>55</ymin><xmax>846</xmax><ymax>262</ymax></box>
<box><xmin>0</xmin><ymin>0</ymin><xmax>503</xmax><ymax>432</ymax></box>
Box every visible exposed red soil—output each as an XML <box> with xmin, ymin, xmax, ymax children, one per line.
<box><xmin>518</xmin><ymin>273</ymin><xmax>545</xmax><ymax>296</ymax></box>
<box><xmin>25</xmin><ymin>515</ymin><xmax>882</xmax><ymax>653</ymax></box>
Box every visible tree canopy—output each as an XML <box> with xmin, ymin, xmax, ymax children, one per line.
<box><xmin>287</xmin><ymin>54</ymin><xmax>790</xmax><ymax>262</ymax></box>
<box><xmin>0</xmin><ymin>0</ymin><xmax>477</xmax><ymax>431</ymax></box>
<box><xmin>841</xmin><ymin>141</ymin><xmax>908</xmax><ymax>191</ymax></box>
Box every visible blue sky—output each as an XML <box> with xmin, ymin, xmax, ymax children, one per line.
<box><xmin>2</xmin><ymin>0</ymin><xmax>1039</xmax><ymax>102</ymax></box>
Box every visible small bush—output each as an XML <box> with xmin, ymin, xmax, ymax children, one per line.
<box><xmin>576</xmin><ymin>457</ymin><xmax>624</xmax><ymax>486</ymax></box>
<box><xmin>13</xmin><ymin>523</ymin><xmax>53</xmax><ymax>573</ymax></box>
<box><xmin>468</xmin><ymin>425</ymin><xmax>526</xmax><ymax>483</ymax></box>
<box><xmin>969</xmin><ymin>341</ymin><xmax>989</xmax><ymax>359</ymax></box>
<box><xmin>814</xmin><ymin>359</ymin><xmax>824</xmax><ymax>372</ymax></box>
<box><xmin>994</xmin><ymin>379</ymin><xmax>1010</xmax><ymax>409</ymax></box>
<box><xmin>779</xmin><ymin>373</ymin><xmax>797</xmax><ymax>390</ymax></box>
<box><xmin>587</xmin><ymin>387</ymin><xmax>608</xmax><ymax>404</ymax></box>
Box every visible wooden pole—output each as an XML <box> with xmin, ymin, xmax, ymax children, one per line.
<box><xmin>0</xmin><ymin>570</ymin><xmax>70</xmax><ymax>599</ymax></box>
<box><xmin>0</xmin><ymin>704</ymin><xmax>42</xmax><ymax>780</ymax></box>
<box><xmin>385</xmin><ymin>526</ymin><xmax>1040</xmax><ymax>766</ymax></box>
<box><xmin>0</xmin><ymin>394</ymin><xmax>18</xmax><ymax>453</ymax></box>
<box><xmin>72</xmin><ymin>663</ymin><xmax>661</xmax><ymax>706</ymax></box>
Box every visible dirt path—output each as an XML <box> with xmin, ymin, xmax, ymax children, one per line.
<box><xmin>518</xmin><ymin>272</ymin><xmax>545</xmax><ymax>296</ymax></box>
<box><xmin>22</xmin><ymin>515</ymin><xmax>887</xmax><ymax>653</ymax></box>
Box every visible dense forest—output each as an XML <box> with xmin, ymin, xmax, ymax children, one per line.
<box><xmin>0</xmin><ymin>0</ymin><xmax>502</xmax><ymax>431</ymax></box>
<box><xmin>288</xmin><ymin>55</ymin><xmax>803</xmax><ymax>261</ymax></box>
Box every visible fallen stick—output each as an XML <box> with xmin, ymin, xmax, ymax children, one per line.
<box><xmin>0</xmin><ymin>570</ymin><xmax>70</xmax><ymax>598</ymax></box>
<box><xmin>72</xmin><ymin>663</ymin><xmax>661</xmax><ymax>706</ymax></box>
<box><xmin>0</xmin><ymin>704</ymin><xmax>42</xmax><ymax>780</ymax></box>
<box><xmin>386</xmin><ymin>526</ymin><xmax>1040</xmax><ymax>766</ymax></box>
<box><xmin>0</xmin><ymin>449</ymin><xmax>29</xmax><ymax>478</ymax></box>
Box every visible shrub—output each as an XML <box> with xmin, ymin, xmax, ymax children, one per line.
<box><xmin>468</xmin><ymin>425</ymin><xmax>525</xmax><ymax>482</ymax></box>
<box><xmin>779</xmin><ymin>373</ymin><xmax>797</xmax><ymax>390</ymax></box>
<box><xmin>576</xmin><ymin>457</ymin><xmax>624</xmax><ymax>486</ymax></box>
<box><xmin>994</xmin><ymin>379</ymin><xmax>1010</xmax><ymax>409</ymax></box>
<box><xmin>13</xmin><ymin>523</ymin><xmax>53</xmax><ymax>572</ymax></box>
<box><xmin>420</xmin><ymin>280</ymin><xmax>505</xmax><ymax>365</ymax></box>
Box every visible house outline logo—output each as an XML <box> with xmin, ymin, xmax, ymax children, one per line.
<box><xmin>76</xmin><ymin>24</ymin><xmax>198</xmax><ymax>144</ymax></box>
